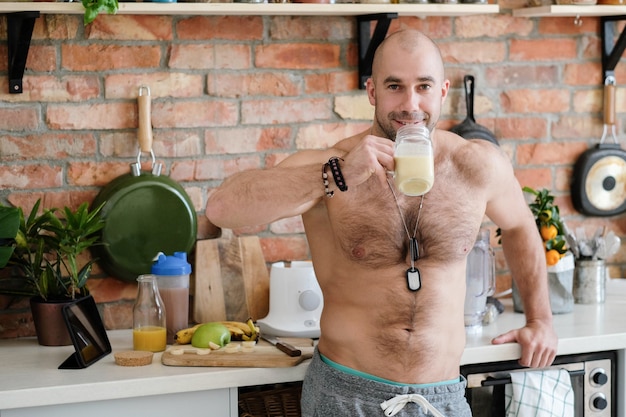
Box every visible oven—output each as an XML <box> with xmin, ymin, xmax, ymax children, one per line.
<box><xmin>461</xmin><ymin>350</ymin><xmax>616</xmax><ymax>417</ymax></box>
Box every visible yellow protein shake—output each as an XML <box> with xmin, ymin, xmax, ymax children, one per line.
<box><xmin>394</xmin><ymin>125</ymin><xmax>434</xmax><ymax>196</ymax></box>
<box><xmin>394</xmin><ymin>154</ymin><xmax>434</xmax><ymax>195</ymax></box>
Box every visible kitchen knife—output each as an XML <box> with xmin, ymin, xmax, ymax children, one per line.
<box><xmin>260</xmin><ymin>335</ymin><xmax>301</xmax><ymax>357</ymax></box>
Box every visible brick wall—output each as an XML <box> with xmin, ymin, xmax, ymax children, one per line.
<box><xmin>0</xmin><ymin>11</ymin><xmax>625</xmax><ymax>338</ymax></box>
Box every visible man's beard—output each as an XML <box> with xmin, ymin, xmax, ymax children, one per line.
<box><xmin>377</xmin><ymin>111</ymin><xmax>430</xmax><ymax>141</ymax></box>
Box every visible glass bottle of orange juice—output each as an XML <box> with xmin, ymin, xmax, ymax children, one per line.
<box><xmin>133</xmin><ymin>274</ymin><xmax>167</xmax><ymax>352</ymax></box>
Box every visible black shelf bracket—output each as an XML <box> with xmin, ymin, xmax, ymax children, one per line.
<box><xmin>357</xmin><ymin>13</ymin><xmax>397</xmax><ymax>90</ymax></box>
<box><xmin>600</xmin><ymin>15</ymin><xmax>626</xmax><ymax>83</ymax></box>
<box><xmin>7</xmin><ymin>11</ymin><xmax>40</xmax><ymax>94</ymax></box>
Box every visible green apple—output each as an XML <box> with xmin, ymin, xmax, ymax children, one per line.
<box><xmin>191</xmin><ymin>323</ymin><xmax>231</xmax><ymax>349</ymax></box>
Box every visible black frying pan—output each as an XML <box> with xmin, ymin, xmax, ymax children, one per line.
<box><xmin>91</xmin><ymin>86</ymin><xmax>198</xmax><ymax>282</ymax></box>
<box><xmin>571</xmin><ymin>77</ymin><xmax>626</xmax><ymax>217</ymax></box>
<box><xmin>450</xmin><ymin>75</ymin><xmax>499</xmax><ymax>145</ymax></box>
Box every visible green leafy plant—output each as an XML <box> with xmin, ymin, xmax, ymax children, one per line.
<box><xmin>0</xmin><ymin>206</ymin><xmax>20</xmax><ymax>268</ymax></box>
<box><xmin>81</xmin><ymin>0</ymin><xmax>119</xmax><ymax>25</ymax></box>
<box><xmin>496</xmin><ymin>186</ymin><xmax>568</xmax><ymax>266</ymax></box>
<box><xmin>0</xmin><ymin>200</ymin><xmax>105</xmax><ymax>301</ymax></box>
<box><xmin>523</xmin><ymin>186</ymin><xmax>568</xmax><ymax>265</ymax></box>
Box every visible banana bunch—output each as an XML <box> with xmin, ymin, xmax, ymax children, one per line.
<box><xmin>222</xmin><ymin>318</ymin><xmax>259</xmax><ymax>342</ymax></box>
<box><xmin>174</xmin><ymin>318</ymin><xmax>259</xmax><ymax>345</ymax></box>
<box><xmin>174</xmin><ymin>323</ymin><xmax>202</xmax><ymax>344</ymax></box>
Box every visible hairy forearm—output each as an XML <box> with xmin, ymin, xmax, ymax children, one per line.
<box><xmin>501</xmin><ymin>226</ymin><xmax>553</xmax><ymax>323</ymax></box>
<box><xmin>206</xmin><ymin>164</ymin><xmax>323</xmax><ymax>229</ymax></box>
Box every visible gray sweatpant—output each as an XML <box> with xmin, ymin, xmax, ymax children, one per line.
<box><xmin>301</xmin><ymin>349</ymin><xmax>472</xmax><ymax>417</ymax></box>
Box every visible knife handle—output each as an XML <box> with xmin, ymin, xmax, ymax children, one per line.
<box><xmin>276</xmin><ymin>341</ymin><xmax>302</xmax><ymax>357</ymax></box>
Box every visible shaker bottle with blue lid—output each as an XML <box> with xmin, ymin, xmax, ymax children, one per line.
<box><xmin>152</xmin><ymin>252</ymin><xmax>191</xmax><ymax>344</ymax></box>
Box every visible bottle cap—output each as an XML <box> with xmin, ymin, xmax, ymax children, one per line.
<box><xmin>151</xmin><ymin>252</ymin><xmax>192</xmax><ymax>275</ymax></box>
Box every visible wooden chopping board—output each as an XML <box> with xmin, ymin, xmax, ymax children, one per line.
<box><xmin>192</xmin><ymin>235</ymin><xmax>270</xmax><ymax>323</ymax></box>
<box><xmin>161</xmin><ymin>338</ymin><xmax>314</xmax><ymax>368</ymax></box>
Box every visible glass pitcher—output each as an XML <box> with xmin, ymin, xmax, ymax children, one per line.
<box><xmin>464</xmin><ymin>228</ymin><xmax>496</xmax><ymax>332</ymax></box>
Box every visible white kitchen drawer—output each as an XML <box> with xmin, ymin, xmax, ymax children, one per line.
<box><xmin>0</xmin><ymin>388</ymin><xmax>237</xmax><ymax>417</ymax></box>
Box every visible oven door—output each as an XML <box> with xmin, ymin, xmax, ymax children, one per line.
<box><xmin>460</xmin><ymin>351</ymin><xmax>615</xmax><ymax>417</ymax></box>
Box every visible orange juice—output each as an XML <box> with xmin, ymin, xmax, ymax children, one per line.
<box><xmin>133</xmin><ymin>326</ymin><xmax>167</xmax><ymax>352</ymax></box>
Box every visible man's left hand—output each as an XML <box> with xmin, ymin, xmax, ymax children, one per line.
<box><xmin>491</xmin><ymin>319</ymin><xmax>557</xmax><ymax>368</ymax></box>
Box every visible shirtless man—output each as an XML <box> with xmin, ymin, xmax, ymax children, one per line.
<box><xmin>206</xmin><ymin>29</ymin><xmax>557</xmax><ymax>417</ymax></box>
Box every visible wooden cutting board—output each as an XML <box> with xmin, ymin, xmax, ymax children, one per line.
<box><xmin>161</xmin><ymin>338</ymin><xmax>314</xmax><ymax>368</ymax></box>
<box><xmin>192</xmin><ymin>235</ymin><xmax>270</xmax><ymax>323</ymax></box>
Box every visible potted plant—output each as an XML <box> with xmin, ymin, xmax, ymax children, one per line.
<box><xmin>0</xmin><ymin>206</ymin><xmax>20</xmax><ymax>269</ymax></box>
<box><xmin>511</xmin><ymin>186</ymin><xmax>574</xmax><ymax>314</ymax></box>
<box><xmin>0</xmin><ymin>199</ymin><xmax>105</xmax><ymax>345</ymax></box>
<box><xmin>81</xmin><ymin>0</ymin><xmax>119</xmax><ymax>25</ymax></box>
<box><xmin>523</xmin><ymin>186</ymin><xmax>568</xmax><ymax>266</ymax></box>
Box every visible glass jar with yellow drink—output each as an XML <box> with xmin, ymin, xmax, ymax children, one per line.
<box><xmin>133</xmin><ymin>274</ymin><xmax>167</xmax><ymax>352</ymax></box>
<box><xmin>393</xmin><ymin>124</ymin><xmax>434</xmax><ymax>196</ymax></box>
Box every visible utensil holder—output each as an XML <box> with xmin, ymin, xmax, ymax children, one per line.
<box><xmin>574</xmin><ymin>259</ymin><xmax>606</xmax><ymax>304</ymax></box>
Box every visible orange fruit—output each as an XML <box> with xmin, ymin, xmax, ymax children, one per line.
<box><xmin>546</xmin><ymin>249</ymin><xmax>560</xmax><ymax>266</ymax></box>
<box><xmin>540</xmin><ymin>224</ymin><xmax>558</xmax><ymax>241</ymax></box>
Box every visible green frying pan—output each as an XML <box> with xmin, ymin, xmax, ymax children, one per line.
<box><xmin>91</xmin><ymin>86</ymin><xmax>197</xmax><ymax>282</ymax></box>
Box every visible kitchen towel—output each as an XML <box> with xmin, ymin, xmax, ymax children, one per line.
<box><xmin>505</xmin><ymin>368</ymin><xmax>574</xmax><ymax>417</ymax></box>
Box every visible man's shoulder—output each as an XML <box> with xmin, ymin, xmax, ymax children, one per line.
<box><xmin>438</xmin><ymin>132</ymin><xmax>514</xmax><ymax>187</ymax></box>
<box><xmin>445</xmin><ymin>133</ymin><xmax>507</xmax><ymax>163</ymax></box>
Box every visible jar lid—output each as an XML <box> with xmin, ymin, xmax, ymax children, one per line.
<box><xmin>151</xmin><ymin>252</ymin><xmax>192</xmax><ymax>275</ymax></box>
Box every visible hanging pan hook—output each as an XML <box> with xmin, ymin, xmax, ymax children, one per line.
<box><xmin>574</xmin><ymin>15</ymin><xmax>582</xmax><ymax>27</ymax></box>
<box><xmin>599</xmin><ymin>75</ymin><xmax>618</xmax><ymax>145</ymax></box>
<box><xmin>131</xmin><ymin>85</ymin><xmax>162</xmax><ymax>176</ymax></box>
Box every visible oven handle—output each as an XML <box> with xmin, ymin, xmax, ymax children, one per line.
<box><xmin>481</xmin><ymin>369</ymin><xmax>584</xmax><ymax>387</ymax></box>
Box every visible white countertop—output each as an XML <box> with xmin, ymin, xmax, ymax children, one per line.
<box><xmin>2</xmin><ymin>279</ymin><xmax>626</xmax><ymax>411</ymax></box>
<box><xmin>463</xmin><ymin>279</ymin><xmax>626</xmax><ymax>364</ymax></box>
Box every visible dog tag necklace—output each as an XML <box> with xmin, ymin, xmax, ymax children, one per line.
<box><xmin>387</xmin><ymin>178</ymin><xmax>424</xmax><ymax>291</ymax></box>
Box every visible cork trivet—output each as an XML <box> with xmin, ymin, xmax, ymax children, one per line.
<box><xmin>114</xmin><ymin>350</ymin><xmax>154</xmax><ymax>367</ymax></box>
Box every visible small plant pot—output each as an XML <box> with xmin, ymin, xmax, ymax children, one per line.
<box><xmin>30</xmin><ymin>296</ymin><xmax>73</xmax><ymax>346</ymax></box>
<box><xmin>512</xmin><ymin>253</ymin><xmax>575</xmax><ymax>314</ymax></box>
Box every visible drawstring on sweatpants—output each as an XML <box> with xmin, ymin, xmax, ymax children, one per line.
<box><xmin>380</xmin><ymin>393</ymin><xmax>446</xmax><ymax>417</ymax></box>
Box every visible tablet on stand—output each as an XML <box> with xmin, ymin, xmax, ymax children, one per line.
<box><xmin>59</xmin><ymin>295</ymin><xmax>112</xmax><ymax>369</ymax></box>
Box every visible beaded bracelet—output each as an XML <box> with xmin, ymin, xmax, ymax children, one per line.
<box><xmin>328</xmin><ymin>157</ymin><xmax>348</xmax><ymax>192</ymax></box>
<box><xmin>322</xmin><ymin>163</ymin><xmax>334</xmax><ymax>198</ymax></box>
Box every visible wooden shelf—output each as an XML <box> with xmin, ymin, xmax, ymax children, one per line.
<box><xmin>0</xmin><ymin>2</ymin><xmax>500</xmax><ymax>94</ymax></box>
<box><xmin>513</xmin><ymin>4</ymin><xmax>626</xmax><ymax>17</ymax></box>
<box><xmin>0</xmin><ymin>2</ymin><xmax>500</xmax><ymax>17</ymax></box>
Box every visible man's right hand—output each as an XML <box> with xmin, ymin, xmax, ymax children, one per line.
<box><xmin>341</xmin><ymin>134</ymin><xmax>394</xmax><ymax>190</ymax></box>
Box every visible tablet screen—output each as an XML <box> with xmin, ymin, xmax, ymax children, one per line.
<box><xmin>60</xmin><ymin>295</ymin><xmax>111</xmax><ymax>369</ymax></box>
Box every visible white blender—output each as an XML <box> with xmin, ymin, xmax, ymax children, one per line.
<box><xmin>256</xmin><ymin>261</ymin><xmax>323</xmax><ymax>338</ymax></box>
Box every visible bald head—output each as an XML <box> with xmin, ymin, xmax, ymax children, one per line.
<box><xmin>371</xmin><ymin>30</ymin><xmax>445</xmax><ymax>84</ymax></box>
<box><xmin>366</xmin><ymin>29</ymin><xmax>450</xmax><ymax>139</ymax></box>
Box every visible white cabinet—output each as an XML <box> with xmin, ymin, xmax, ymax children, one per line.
<box><xmin>0</xmin><ymin>388</ymin><xmax>238</xmax><ymax>417</ymax></box>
